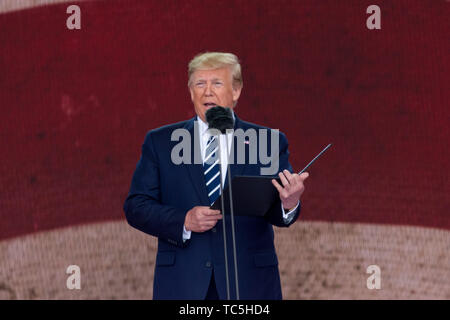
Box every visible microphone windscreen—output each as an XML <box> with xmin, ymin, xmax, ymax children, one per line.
<box><xmin>205</xmin><ymin>106</ymin><xmax>234</xmax><ymax>134</ymax></box>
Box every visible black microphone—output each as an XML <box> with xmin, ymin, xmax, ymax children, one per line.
<box><xmin>205</xmin><ymin>105</ymin><xmax>239</xmax><ymax>300</ymax></box>
<box><xmin>205</xmin><ymin>105</ymin><xmax>234</xmax><ymax>133</ymax></box>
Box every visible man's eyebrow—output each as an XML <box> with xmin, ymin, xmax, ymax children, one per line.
<box><xmin>194</xmin><ymin>78</ymin><xmax>223</xmax><ymax>82</ymax></box>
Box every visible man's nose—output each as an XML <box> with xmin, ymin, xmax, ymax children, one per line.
<box><xmin>204</xmin><ymin>83</ymin><xmax>213</xmax><ymax>96</ymax></box>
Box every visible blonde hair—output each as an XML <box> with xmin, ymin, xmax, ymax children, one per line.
<box><xmin>188</xmin><ymin>52</ymin><xmax>243</xmax><ymax>89</ymax></box>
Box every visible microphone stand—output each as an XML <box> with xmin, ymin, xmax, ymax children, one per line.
<box><xmin>217</xmin><ymin>134</ymin><xmax>231</xmax><ymax>300</ymax></box>
<box><xmin>206</xmin><ymin>106</ymin><xmax>240</xmax><ymax>300</ymax></box>
<box><xmin>224</xmin><ymin>131</ymin><xmax>240</xmax><ymax>300</ymax></box>
<box><xmin>217</xmin><ymin>132</ymin><xmax>240</xmax><ymax>300</ymax></box>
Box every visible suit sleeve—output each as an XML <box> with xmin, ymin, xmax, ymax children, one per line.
<box><xmin>264</xmin><ymin>131</ymin><xmax>301</xmax><ymax>227</ymax></box>
<box><xmin>123</xmin><ymin>131</ymin><xmax>188</xmax><ymax>248</ymax></box>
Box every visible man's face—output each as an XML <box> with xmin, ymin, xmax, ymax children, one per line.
<box><xmin>189</xmin><ymin>67</ymin><xmax>242</xmax><ymax>122</ymax></box>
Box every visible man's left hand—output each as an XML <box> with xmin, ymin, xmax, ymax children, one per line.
<box><xmin>271</xmin><ymin>170</ymin><xmax>309</xmax><ymax>210</ymax></box>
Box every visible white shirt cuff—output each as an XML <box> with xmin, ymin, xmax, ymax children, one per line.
<box><xmin>182</xmin><ymin>225</ymin><xmax>192</xmax><ymax>242</ymax></box>
<box><xmin>281</xmin><ymin>201</ymin><xmax>299</xmax><ymax>224</ymax></box>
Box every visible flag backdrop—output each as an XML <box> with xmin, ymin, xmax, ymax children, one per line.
<box><xmin>0</xmin><ymin>0</ymin><xmax>448</xmax><ymax>299</ymax></box>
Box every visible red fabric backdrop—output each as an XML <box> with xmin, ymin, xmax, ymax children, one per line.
<box><xmin>0</xmin><ymin>0</ymin><xmax>448</xmax><ymax>240</ymax></box>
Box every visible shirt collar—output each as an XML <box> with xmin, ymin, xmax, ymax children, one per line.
<box><xmin>197</xmin><ymin>116</ymin><xmax>210</xmax><ymax>137</ymax></box>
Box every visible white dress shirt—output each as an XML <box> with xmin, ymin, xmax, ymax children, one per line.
<box><xmin>183</xmin><ymin>116</ymin><xmax>298</xmax><ymax>241</ymax></box>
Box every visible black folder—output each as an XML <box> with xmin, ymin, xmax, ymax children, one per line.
<box><xmin>210</xmin><ymin>144</ymin><xmax>331</xmax><ymax>217</ymax></box>
<box><xmin>210</xmin><ymin>175</ymin><xmax>281</xmax><ymax>217</ymax></box>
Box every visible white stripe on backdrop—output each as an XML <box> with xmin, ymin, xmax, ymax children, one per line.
<box><xmin>0</xmin><ymin>0</ymin><xmax>88</xmax><ymax>14</ymax></box>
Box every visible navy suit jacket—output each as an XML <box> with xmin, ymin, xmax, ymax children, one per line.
<box><xmin>123</xmin><ymin>115</ymin><xmax>300</xmax><ymax>300</ymax></box>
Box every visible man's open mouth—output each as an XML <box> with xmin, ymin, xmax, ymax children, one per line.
<box><xmin>203</xmin><ymin>103</ymin><xmax>217</xmax><ymax>108</ymax></box>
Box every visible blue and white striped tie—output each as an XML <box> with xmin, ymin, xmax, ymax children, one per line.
<box><xmin>203</xmin><ymin>135</ymin><xmax>221</xmax><ymax>205</ymax></box>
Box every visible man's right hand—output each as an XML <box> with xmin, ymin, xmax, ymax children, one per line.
<box><xmin>184</xmin><ymin>206</ymin><xmax>222</xmax><ymax>233</ymax></box>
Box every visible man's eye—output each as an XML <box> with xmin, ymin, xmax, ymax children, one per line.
<box><xmin>214</xmin><ymin>82</ymin><xmax>223</xmax><ymax>86</ymax></box>
<box><xmin>196</xmin><ymin>83</ymin><xmax>205</xmax><ymax>88</ymax></box>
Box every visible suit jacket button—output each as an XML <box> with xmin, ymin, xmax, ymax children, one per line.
<box><xmin>205</xmin><ymin>261</ymin><xmax>212</xmax><ymax>268</ymax></box>
<box><xmin>212</xmin><ymin>228</ymin><xmax>216</xmax><ymax>233</ymax></box>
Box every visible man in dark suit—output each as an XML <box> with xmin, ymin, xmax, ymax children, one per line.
<box><xmin>123</xmin><ymin>52</ymin><xmax>309</xmax><ymax>300</ymax></box>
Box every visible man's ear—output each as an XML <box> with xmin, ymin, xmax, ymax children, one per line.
<box><xmin>189</xmin><ymin>86</ymin><xmax>194</xmax><ymax>102</ymax></box>
<box><xmin>232</xmin><ymin>85</ymin><xmax>242</xmax><ymax>103</ymax></box>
